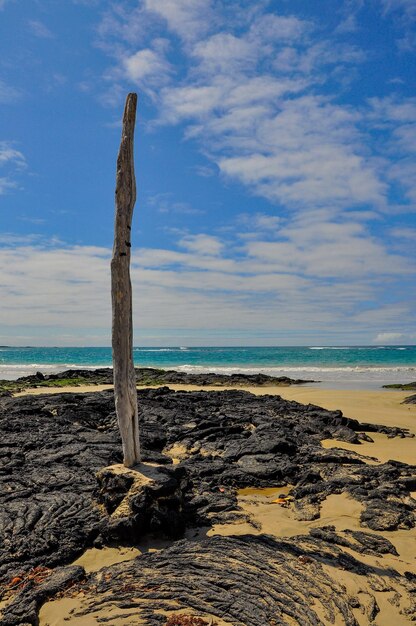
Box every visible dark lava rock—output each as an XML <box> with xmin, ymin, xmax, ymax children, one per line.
<box><xmin>403</xmin><ymin>393</ymin><xmax>416</xmax><ymax>404</ymax></box>
<box><xmin>0</xmin><ymin>387</ymin><xmax>415</xmax><ymax>625</ymax></box>
<box><xmin>1</xmin><ymin>565</ymin><xmax>84</xmax><ymax>626</ymax></box>
<box><xmin>134</xmin><ymin>367</ymin><xmax>316</xmax><ymax>387</ymax></box>
<box><xmin>383</xmin><ymin>382</ymin><xmax>416</xmax><ymax>391</ymax></box>
<box><xmin>0</xmin><ymin>366</ymin><xmax>316</xmax><ymax>394</ymax></box>
<box><xmin>309</xmin><ymin>525</ymin><xmax>399</xmax><ymax>555</ymax></box>
<box><xmin>3</xmin><ymin>534</ymin><xmax>414</xmax><ymax>626</ymax></box>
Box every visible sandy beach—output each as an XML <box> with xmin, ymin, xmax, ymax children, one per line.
<box><xmin>3</xmin><ymin>380</ymin><xmax>415</xmax><ymax>625</ymax></box>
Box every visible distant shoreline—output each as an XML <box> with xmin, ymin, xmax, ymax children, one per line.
<box><xmin>1</xmin><ymin>345</ymin><xmax>415</xmax><ymax>389</ymax></box>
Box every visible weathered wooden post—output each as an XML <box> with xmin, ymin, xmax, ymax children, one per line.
<box><xmin>111</xmin><ymin>92</ymin><xmax>140</xmax><ymax>467</ymax></box>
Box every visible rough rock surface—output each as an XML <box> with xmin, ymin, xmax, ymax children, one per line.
<box><xmin>0</xmin><ymin>387</ymin><xmax>415</xmax><ymax>625</ymax></box>
<box><xmin>4</xmin><ymin>534</ymin><xmax>416</xmax><ymax>626</ymax></box>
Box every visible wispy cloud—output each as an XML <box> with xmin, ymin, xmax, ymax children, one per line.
<box><xmin>0</xmin><ymin>142</ymin><xmax>25</xmax><ymax>167</ymax></box>
<box><xmin>0</xmin><ymin>79</ymin><xmax>20</xmax><ymax>104</ymax></box>
<box><xmin>146</xmin><ymin>192</ymin><xmax>203</xmax><ymax>215</ymax></box>
<box><xmin>0</xmin><ymin>0</ymin><xmax>14</xmax><ymax>9</ymax></box>
<box><xmin>179</xmin><ymin>233</ymin><xmax>223</xmax><ymax>256</ymax></box>
<box><xmin>28</xmin><ymin>19</ymin><xmax>54</xmax><ymax>39</ymax></box>
<box><xmin>0</xmin><ymin>141</ymin><xmax>26</xmax><ymax>194</ymax></box>
<box><xmin>0</xmin><ymin>217</ymin><xmax>414</xmax><ymax>342</ymax></box>
<box><xmin>97</xmin><ymin>1</ymin><xmax>411</xmax><ymax>217</ymax></box>
<box><xmin>144</xmin><ymin>0</ymin><xmax>214</xmax><ymax>43</ymax></box>
<box><xmin>380</xmin><ymin>0</ymin><xmax>416</xmax><ymax>18</ymax></box>
<box><xmin>94</xmin><ymin>0</ymin><xmax>416</xmax><ymax>228</ymax></box>
<box><xmin>379</xmin><ymin>0</ymin><xmax>416</xmax><ymax>49</ymax></box>
<box><xmin>0</xmin><ymin>177</ymin><xmax>18</xmax><ymax>194</ymax></box>
<box><xmin>122</xmin><ymin>46</ymin><xmax>171</xmax><ymax>86</ymax></box>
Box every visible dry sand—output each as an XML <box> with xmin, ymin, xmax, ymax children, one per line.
<box><xmin>16</xmin><ymin>382</ymin><xmax>416</xmax><ymax>625</ymax></box>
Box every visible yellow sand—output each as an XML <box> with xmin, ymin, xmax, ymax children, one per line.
<box><xmin>321</xmin><ymin>432</ymin><xmax>416</xmax><ymax>465</ymax></box>
<box><xmin>15</xmin><ymin>384</ymin><xmax>114</xmax><ymax>396</ymax></box>
<box><xmin>72</xmin><ymin>546</ymin><xmax>141</xmax><ymax>573</ymax></box>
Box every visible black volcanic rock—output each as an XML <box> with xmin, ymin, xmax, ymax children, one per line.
<box><xmin>3</xmin><ymin>534</ymin><xmax>415</xmax><ymax>626</ymax></box>
<box><xmin>0</xmin><ymin>366</ymin><xmax>316</xmax><ymax>395</ymax></box>
<box><xmin>0</xmin><ymin>387</ymin><xmax>415</xmax><ymax>625</ymax></box>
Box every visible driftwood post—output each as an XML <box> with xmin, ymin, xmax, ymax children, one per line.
<box><xmin>111</xmin><ymin>92</ymin><xmax>140</xmax><ymax>467</ymax></box>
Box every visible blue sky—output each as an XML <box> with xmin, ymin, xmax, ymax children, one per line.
<box><xmin>0</xmin><ymin>0</ymin><xmax>415</xmax><ymax>346</ymax></box>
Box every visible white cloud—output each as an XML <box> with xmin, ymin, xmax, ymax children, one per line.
<box><xmin>369</xmin><ymin>96</ymin><xmax>416</xmax><ymax>125</ymax></box>
<box><xmin>216</xmin><ymin>96</ymin><xmax>385</xmax><ymax>209</ymax></box>
<box><xmin>99</xmin><ymin>3</ymin><xmax>411</xmax><ymax>217</ymax></box>
<box><xmin>193</xmin><ymin>33</ymin><xmax>258</xmax><ymax>74</ymax></box>
<box><xmin>0</xmin><ymin>79</ymin><xmax>20</xmax><ymax>104</ymax></box>
<box><xmin>0</xmin><ymin>142</ymin><xmax>26</xmax><ymax>194</ymax></box>
<box><xmin>0</xmin><ymin>216</ymin><xmax>414</xmax><ymax>343</ymax></box>
<box><xmin>192</xmin><ymin>164</ymin><xmax>216</xmax><ymax>178</ymax></box>
<box><xmin>245</xmin><ymin>222</ymin><xmax>409</xmax><ymax>279</ymax></box>
<box><xmin>367</xmin><ymin>97</ymin><xmax>416</xmax><ymax>208</ymax></box>
<box><xmin>249</xmin><ymin>13</ymin><xmax>311</xmax><ymax>43</ymax></box>
<box><xmin>239</xmin><ymin>213</ymin><xmax>282</xmax><ymax>233</ymax></box>
<box><xmin>0</xmin><ymin>177</ymin><xmax>17</xmax><ymax>194</ymax></box>
<box><xmin>373</xmin><ymin>332</ymin><xmax>406</xmax><ymax>343</ymax></box>
<box><xmin>28</xmin><ymin>19</ymin><xmax>54</xmax><ymax>39</ymax></box>
<box><xmin>144</xmin><ymin>0</ymin><xmax>213</xmax><ymax>42</ymax></box>
<box><xmin>392</xmin><ymin>227</ymin><xmax>416</xmax><ymax>241</ymax></box>
<box><xmin>273</xmin><ymin>41</ymin><xmax>363</xmax><ymax>74</ymax></box>
<box><xmin>97</xmin><ymin>3</ymin><xmax>415</xmax><ymax>219</ymax></box>
<box><xmin>179</xmin><ymin>234</ymin><xmax>223</xmax><ymax>256</ymax></box>
<box><xmin>335</xmin><ymin>14</ymin><xmax>358</xmax><ymax>34</ymax></box>
<box><xmin>123</xmin><ymin>47</ymin><xmax>170</xmax><ymax>84</ymax></box>
<box><xmin>36</xmin><ymin>0</ymin><xmax>414</xmax><ymax>344</ymax></box>
<box><xmin>146</xmin><ymin>192</ymin><xmax>203</xmax><ymax>215</ymax></box>
<box><xmin>389</xmin><ymin>158</ymin><xmax>416</xmax><ymax>204</ymax></box>
<box><xmin>0</xmin><ymin>142</ymin><xmax>25</xmax><ymax>167</ymax></box>
<box><xmin>379</xmin><ymin>0</ymin><xmax>416</xmax><ymax>49</ymax></box>
<box><xmin>380</xmin><ymin>0</ymin><xmax>416</xmax><ymax>18</ymax></box>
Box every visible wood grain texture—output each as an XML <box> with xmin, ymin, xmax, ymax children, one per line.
<box><xmin>111</xmin><ymin>92</ymin><xmax>140</xmax><ymax>467</ymax></box>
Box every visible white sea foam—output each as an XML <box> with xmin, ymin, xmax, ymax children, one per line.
<box><xmin>174</xmin><ymin>364</ymin><xmax>415</xmax><ymax>374</ymax></box>
<box><xmin>134</xmin><ymin>348</ymin><xmax>186</xmax><ymax>352</ymax></box>
<box><xmin>309</xmin><ymin>346</ymin><xmax>399</xmax><ymax>351</ymax></box>
<box><xmin>309</xmin><ymin>346</ymin><xmax>351</xmax><ymax>350</ymax></box>
<box><xmin>172</xmin><ymin>364</ymin><xmax>416</xmax><ymax>389</ymax></box>
<box><xmin>0</xmin><ymin>363</ymin><xmax>108</xmax><ymax>380</ymax></box>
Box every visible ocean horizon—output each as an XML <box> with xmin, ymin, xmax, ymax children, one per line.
<box><xmin>1</xmin><ymin>345</ymin><xmax>415</xmax><ymax>389</ymax></box>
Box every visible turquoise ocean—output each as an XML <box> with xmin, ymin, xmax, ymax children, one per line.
<box><xmin>1</xmin><ymin>345</ymin><xmax>415</xmax><ymax>389</ymax></box>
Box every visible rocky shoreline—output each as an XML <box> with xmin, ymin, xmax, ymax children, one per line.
<box><xmin>1</xmin><ymin>382</ymin><xmax>415</xmax><ymax>625</ymax></box>
<box><xmin>383</xmin><ymin>382</ymin><xmax>416</xmax><ymax>405</ymax></box>
<box><xmin>0</xmin><ymin>367</ymin><xmax>316</xmax><ymax>396</ymax></box>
